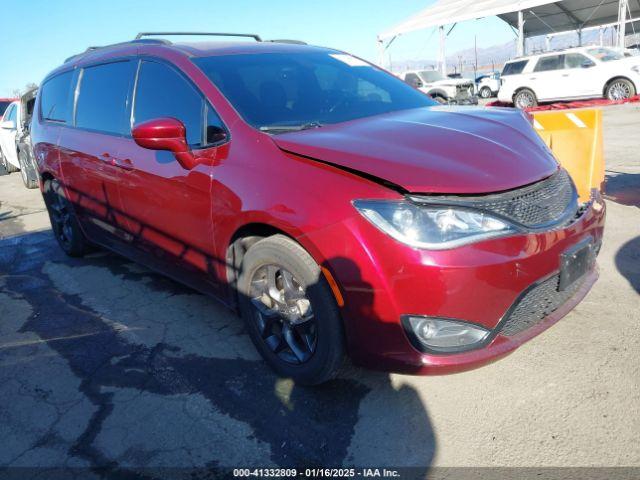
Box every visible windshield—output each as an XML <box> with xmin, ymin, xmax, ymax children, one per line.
<box><xmin>194</xmin><ymin>52</ymin><xmax>435</xmax><ymax>132</ymax></box>
<box><xmin>0</xmin><ymin>101</ymin><xmax>10</xmax><ymax>117</ymax></box>
<box><xmin>418</xmin><ymin>71</ymin><xmax>445</xmax><ymax>82</ymax></box>
<box><xmin>586</xmin><ymin>48</ymin><xmax>625</xmax><ymax>62</ymax></box>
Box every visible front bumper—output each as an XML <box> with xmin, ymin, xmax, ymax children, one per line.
<box><xmin>302</xmin><ymin>197</ymin><xmax>605</xmax><ymax>375</ymax></box>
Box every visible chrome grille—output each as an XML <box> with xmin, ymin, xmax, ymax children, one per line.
<box><xmin>499</xmin><ymin>273</ymin><xmax>585</xmax><ymax>336</ymax></box>
<box><xmin>411</xmin><ymin>169</ymin><xmax>578</xmax><ymax>229</ymax></box>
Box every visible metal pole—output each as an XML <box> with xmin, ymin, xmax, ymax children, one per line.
<box><xmin>439</xmin><ymin>25</ymin><xmax>446</xmax><ymax>75</ymax></box>
<box><xmin>618</xmin><ymin>0</ymin><xmax>629</xmax><ymax>48</ymax></box>
<box><xmin>545</xmin><ymin>35</ymin><xmax>551</xmax><ymax>51</ymax></box>
<box><xmin>376</xmin><ymin>37</ymin><xmax>385</xmax><ymax>68</ymax></box>
<box><xmin>517</xmin><ymin>10</ymin><xmax>525</xmax><ymax>56</ymax></box>
<box><xmin>599</xmin><ymin>27</ymin><xmax>604</xmax><ymax>46</ymax></box>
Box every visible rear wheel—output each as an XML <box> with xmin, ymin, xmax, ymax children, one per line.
<box><xmin>18</xmin><ymin>148</ymin><xmax>38</xmax><ymax>189</ymax></box>
<box><xmin>480</xmin><ymin>87</ymin><xmax>492</xmax><ymax>99</ymax></box>
<box><xmin>43</xmin><ymin>178</ymin><xmax>91</xmax><ymax>257</ymax></box>
<box><xmin>606</xmin><ymin>78</ymin><xmax>636</xmax><ymax>101</ymax></box>
<box><xmin>238</xmin><ymin>235</ymin><xmax>345</xmax><ymax>385</ymax></box>
<box><xmin>513</xmin><ymin>88</ymin><xmax>538</xmax><ymax>109</ymax></box>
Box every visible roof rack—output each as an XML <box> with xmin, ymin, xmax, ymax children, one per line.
<box><xmin>64</xmin><ymin>38</ymin><xmax>169</xmax><ymax>63</ymax></box>
<box><xmin>266</xmin><ymin>39</ymin><xmax>307</xmax><ymax>45</ymax></box>
<box><xmin>135</xmin><ymin>32</ymin><xmax>262</xmax><ymax>42</ymax></box>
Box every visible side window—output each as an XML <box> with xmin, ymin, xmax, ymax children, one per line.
<box><xmin>404</xmin><ymin>73</ymin><xmax>422</xmax><ymax>88</ymax></box>
<box><xmin>134</xmin><ymin>61</ymin><xmax>203</xmax><ymax>147</ymax></box>
<box><xmin>205</xmin><ymin>104</ymin><xmax>227</xmax><ymax>144</ymax></box>
<box><xmin>76</xmin><ymin>61</ymin><xmax>136</xmax><ymax>135</ymax></box>
<box><xmin>501</xmin><ymin>60</ymin><xmax>528</xmax><ymax>76</ymax></box>
<box><xmin>534</xmin><ymin>55</ymin><xmax>564</xmax><ymax>72</ymax></box>
<box><xmin>565</xmin><ymin>53</ymin><xmax>594</xmax><ymax>69</ymax></box>
<box><xmin>40</xmin><ymin>71</ymin><xmax>74</xmax><ymax>123</ymax></box>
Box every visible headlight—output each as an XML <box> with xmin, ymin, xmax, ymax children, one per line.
<box><xmin>353</xmin><ymin>200</ymin><xmax>515</xmax><ymax>250</ymax></box>
<box><xmin>402</xmin><ymin>315</ymin><xmax>490</xmax><ymax>352</ymax></box>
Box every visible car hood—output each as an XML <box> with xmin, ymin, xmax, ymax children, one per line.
<box><xmin>272</xmin><ymin>107</ymin><xmax>558</xmax><ymax>194</ymax></box>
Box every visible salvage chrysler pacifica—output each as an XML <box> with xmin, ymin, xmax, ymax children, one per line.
<box><xmin>32</xmin><ymin>33</ymin><xmax>605</xmax><ymax>384</ymax></box>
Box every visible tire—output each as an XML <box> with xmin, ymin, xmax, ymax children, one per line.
<box><xmin>513</xmin><ymin>88</ymin><xmax>538</xmax><ymax>109</ymax></box>
<box><xmin>42</xmin><ymin>178</ymin><xmax>91</xmax><ymax>257</ymax></box>
<box><xmin>606</xmin><ymin>78</ymin><xmax>636</xmax><ymax>101</ymax></box>
<box><xmin>0</xmin><ymin>149</ymin><xmax>19</xmax><ymax>173</ymax></box>
<box><xmin>18</xmin><ymin>148</ymin><xmax>38</xmax><ymax>189</ymax></box>
<box><xmin>480</xmin><ymin>87</ymin><xmax>492</xmax><ymax>99</ymax></box>
<box><xmin>238</xmin><ymin>234</ymin><xmax>345</xmax><ymax>385</ymax></box>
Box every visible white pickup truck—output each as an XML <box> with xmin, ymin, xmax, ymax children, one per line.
<box><xmin>399</xmin><ymin>70</ymin><xmax>478</xmax><ymax>105</ymax></box>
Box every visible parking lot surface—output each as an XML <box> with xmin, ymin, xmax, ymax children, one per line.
<box><xmin>0</xmin><ymin>104</ymin><xmax>639</xmax><ymax>476</ymax></box>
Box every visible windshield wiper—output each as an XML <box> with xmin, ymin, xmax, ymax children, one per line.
<box><xmin>259</xmin><ymin>122</ymin><xmax>323</xmax><ymax>134</ymax></box>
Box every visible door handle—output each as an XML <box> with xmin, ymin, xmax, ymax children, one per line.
<box><xmin>100</xmin><ymin>153</ymin><xmax>134</xmax><ymax>170</ymax></box>
<box><xmin>100</xmin><ymin>152</ymin><xmax>118</xmax><ymax>167</ymax></box>
<box><xmin>114</xmin><ymin>158</ymin><xmax>135</xmax><ymax>171</ymax></box>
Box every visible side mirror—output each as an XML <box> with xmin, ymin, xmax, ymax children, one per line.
<box><xmin>582</xmin><ymin>61</ymin><xmax>595</xmax><ymax>68</ymax></box>
<box><xmin>132</xmin><ymin>117</ymin><xmax>196</xmax><ymax>170</ymax></box>
<box><xmin>0</xmin><ymin>120</ymin><xmax>16</xmax><ymax>130</ymax></box>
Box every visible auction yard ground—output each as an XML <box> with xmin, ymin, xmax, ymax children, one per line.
<box><xmin>0</xmin><ymin>103</ymin><xmax>638</xmax><ymax>475</ymax></box>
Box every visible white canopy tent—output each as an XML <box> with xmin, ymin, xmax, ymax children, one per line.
<box><xmin>377</xmin><ymin>0</ymin><xmax>640</xmax><ymax>73</ymax></box>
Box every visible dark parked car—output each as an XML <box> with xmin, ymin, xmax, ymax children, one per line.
<box><xmin>32</xmin><ymin>33</ymin><xmax>605</xmax><ymax>384</ymax></box>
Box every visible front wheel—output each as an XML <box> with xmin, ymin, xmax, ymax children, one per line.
<box><xmin>43</xmin><ymin>178</ymin><xmax>91</xmax><ymax>257</ymax></box>
<box><xmin>606</xmin><ymin>78</ymin><xmax>636</xmax><ymax>101</ymax></box>
<box><xmin>238</xmin><ymin>235</ymin><xmax>345</xmax><ymax>385</ymax></box>
<box><xmin>513</xmin><ymin>88</ymin><xmax>538</xmax><ymax>109</ymax></box>
<box><xmin>480</xmin><ymin>87</ymin><xmax>492</xmax><ymax>99</ymax></box>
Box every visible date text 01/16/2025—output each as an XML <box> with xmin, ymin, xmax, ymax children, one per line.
<box><xmin>233</xmin><ymin>468</ymin><xmax>401</xmax><ymax>477</ymax></box>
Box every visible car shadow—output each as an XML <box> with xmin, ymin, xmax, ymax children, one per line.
<box><xmin>615</xmin><ymin>235</ymin><xmax>640</xmax><ymax>295</ymax></box>
<box><xmin>604</xmin><ymin>171</ymin><xmax>640</xmax><ymax>208</ymax></box>
<box><xmin>0</xmin><ymin>228</ymin><xmax>436</xmax><ymax>476</ymax></box>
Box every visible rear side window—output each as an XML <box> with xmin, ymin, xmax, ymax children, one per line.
<box><xmin>76</xmin><ymin>61</ymin><xmax>136</xmax><ymax>135</ymax></box>
<box><xmin>534</xmin><ymin>55</ymin><xmax>564</xmax><ymax>72</ymax></box>
<box><xmin>133</xmin><ymin>61</ymin><xmax>203</xmax><ymax>147</ymax></box>
<box><xmin>501</xmin><ymin>60</ymin><xmax>528</xmax><ymax>76</ymax></box>
<box><xmin>40</xmin><ymin>71</ymin><xmax>74</xmax><ymax>123</ymax></box>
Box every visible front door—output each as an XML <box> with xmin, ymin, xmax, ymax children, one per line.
<box><xmin>563</xmin><ymin>53</ymin><xmax>600</xmax><ymax>97</ymax></box>
<box><xmin>116</xmin><ymin>59</ymin><xmax>228</xmax><ymax>297</ymax></box>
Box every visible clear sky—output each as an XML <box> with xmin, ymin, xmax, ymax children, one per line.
<box><xmin>1</xmin><ymin>0</ymin><xmax>515</xmax><ymax>96</ymax></box>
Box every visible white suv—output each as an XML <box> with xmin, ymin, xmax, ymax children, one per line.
<box><xmin>399</xmin><ymin>70</ymin><xmax>478</xmax><ymax>105</ymax></box>
<box><xmin>498</xmin><ymin>47</ymin><xmax>640</xmax><ymax>108</ymax></box>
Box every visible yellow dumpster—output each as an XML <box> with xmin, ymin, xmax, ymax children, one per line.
<box><xmin>532</xmin><ymin>109</ymin><xmax>605</xmax><ymax>203</ymax></box>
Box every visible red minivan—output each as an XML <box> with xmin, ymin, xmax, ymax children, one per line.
<box><xmin>31</xmin><ymin>33</ymin><xmax>605</xmax><ymax>384</ymax></box>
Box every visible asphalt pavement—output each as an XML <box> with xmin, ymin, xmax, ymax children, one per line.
<box><xmin>0</xmin><ymin>103</ymin><xmax>638</xmax><ymax>478</ymax></box>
